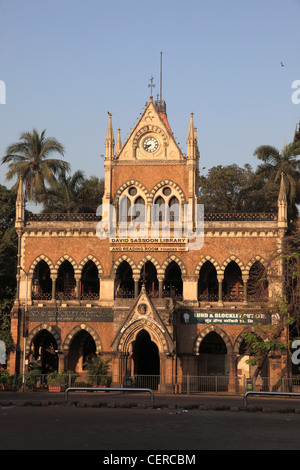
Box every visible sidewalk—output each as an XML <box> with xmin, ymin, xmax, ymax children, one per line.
<box><xmin>1</xmin><ymin>389</ymin><xmax>300</xmax><ymax>412</ymax></box>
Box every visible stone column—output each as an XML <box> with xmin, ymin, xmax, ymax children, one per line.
<box><xmin>51</xmin><ymin>275</ymin><xmax>57</xmax><ymax>302</ymax></box>
<box><xmin>182</xmin><ymin>275</ymin><xmax>198</xmax><ymax>302</ymax></box>
<box><xmin>75</xmin><ymin>275</ymin><xmax>81</xmax><ymax>300</ymax></box>
<box><xmin>133</xmin><ymin>275</ymin><xmax>139</xmax><ymax>298</ymax></box>
<box><xmin>242</xmin><ymin>273</ymin><xmax>249</xmax><ymax>304</ymax></box>
<box><xmin>217</xmin><ymin>274</ymin><xmax>224</xmax><ymax>305</ymax></box>
<box><xmin>158</xmin><ymin>276</ymin><xmax>164</xmax><ymax>298</ymax></box>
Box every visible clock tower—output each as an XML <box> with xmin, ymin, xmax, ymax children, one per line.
<box><xmin>102</xmin><ymin>94</ymin><xmax>200</xmax><ymax>231</ymax></box>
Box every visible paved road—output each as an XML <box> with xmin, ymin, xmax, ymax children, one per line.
<box><xmin>2</xmin><ymin>389</ymin><xmax>300</xmax><ymax>408</ymax></box>
<box><xmin>1</xmin><ymin>404</ymin><xmax>300</xmax><ymax>452</ymax></box>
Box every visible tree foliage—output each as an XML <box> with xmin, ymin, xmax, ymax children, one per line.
<box><xmin>1</xmin><ymin>128</ymin><xmax>70</xmax><ymax>202</ymax></box>
<box><xmin>0</xmin><ymin>185</ymin><xmax>17</xmax><ymax>352</ymax></box>
<box><xmin>40</xmin><ymin>171</ymin><xmax>104</xmax><ymax>214</ymax></box>
<box><xmin>198</xmin><ymin>164</ymin><xmax>279</xmax><ymax>213</ymax></box>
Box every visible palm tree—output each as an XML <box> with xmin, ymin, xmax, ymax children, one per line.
<box><xmin>254</xmin><ymin>141</ymin><xmax>300</xmax><ymax>217</ymax></box>
<box><xmin>41</xmin><ymin>170</ymin><xmax>85</xmax><ymax>214</ymax></box>
<box><xmin>42</xmin><ymin>173</ymin><xmax>105</xmax><ymax>214</ymax></box>
<box><xmin>1</xmin><ymin>129</ymin><xmax>70</xmax><ymax>202</ymax></box>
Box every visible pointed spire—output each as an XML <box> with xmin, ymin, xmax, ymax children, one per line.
<box><xmin>17</xmin><ymin>175</ymin><xmax>24</xmax><ymax>202</ymax></box>
<box><xmin>187</xmin><ymin>112</ymin><xmax>195</xmax><ymax>141</ymax></box>
<box><xmin>105</xmin><ymin>112</ymin><xmax>115</xmax><ymax>159</ymax></box>
<box><xmin>15</xmin><ymin>175</ymin><xmax>25</xmax><ymax>231</ymax></box>
<box><xmin>187</xmin><ymin>113</ymin><xmax>196</xmax><ymax>159</ymax></box>
<box><xmin>278</xmin><ymin>172</ymin><xmax>287</xmax><ymax>204</ymax></box>
<box><xmin>115</xmin><ymin>128</ymin><xmax>122</xmax><ymax>154</ymax></box>
<box><xmin>278</xmin><ymin>172</ymin><xmax>288</xmax><ymax>230</ymax></box>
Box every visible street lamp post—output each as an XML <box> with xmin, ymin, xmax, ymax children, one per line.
<box><xmin>19</xmin><ymin>266</ymin><xmax>28</xmax><ymax>390</ymax></box>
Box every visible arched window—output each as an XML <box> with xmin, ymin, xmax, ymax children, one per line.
<box><xmin>168</xmin><ymin>196</ymin><xmax>180</xmax><ymax>222</ymax></box>
<box><xmin>163</xmin><ymin>261</ymin><xmax>183</xmax><ymax>300</ymax></box>
<box><xmin>32</xmin><ymin>260</ymin><xmax>52</xmax><ymax>300</ymax></box>
<box><xmin>81</xmin><ymin>261</ymin><xmax>99</xmax><ymax>300</ymax></box>
<box><xmin>115</xmin><ymin>261</ymin><xmax>134</xmax><ymax>298</ymax></box>
<box><xmin>56</xmin><ymin>260</ymin><xmax>76</xmax><ymax>300</ymax></box>
<box><xmin>154</xmin><ymin>196</ymin><xmax>165</xmax><ymax>222</ymax></box>
<box><xmin>248</xmin><ymin>261</ymin><xmax>268</xmax><ymax>302</ymax></box>
<box><xmin>223</xmin><ymin>261</ymin><xmax>243</xmax><ymax>301</ymax></box>
<box><xmin>139</xmin><ymin>261</ymin><xmax>158</xmax><ymax>297</ymax></box>
<box><xmin>198</xmin><ymin>261</ymin><xmax>218</xmax><ymax>301</ymax></box>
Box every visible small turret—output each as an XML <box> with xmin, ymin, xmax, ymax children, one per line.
<box><xmin>187</xmin><ymin>113</ymin><xmax>196</xmax><ymax>160</ymax></box>
<box><xmin>15</xmin><ymin>176</ymin><xmax>25</xmax><ymax>232</ymax></box>
<box><xmin>105</xmin><ymin>112</ymin><xmax>115</xmax><ymax>160</ymax></box>
<box><xmin>278</xmin><ymin>172</ymin><xmax>288</xmax><ymax>230</ymax></box>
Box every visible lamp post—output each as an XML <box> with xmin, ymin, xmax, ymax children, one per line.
<box><xmin>19</xmin><ymin>266</ymin><xmax>28</xmax><ymax>390</ymax></box>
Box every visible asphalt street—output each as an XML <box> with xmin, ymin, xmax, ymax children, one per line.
<box><xmin>1</xmin><ymin>391</ymin><xmax>300</xmax><ymax>454</ymax></box>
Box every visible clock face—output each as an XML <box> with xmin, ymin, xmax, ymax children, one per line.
<box><xmin>143</xmin><ymin>136</ymin><xmax>159</xmax><ymax>153</ymax></box>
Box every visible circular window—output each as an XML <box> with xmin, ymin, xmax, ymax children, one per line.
<box><xmin>128</xmin><ymin>187</ymin><xmax>137</xmax><ymax>196</ymax></box>
<box><xmin>163</xmin><ymin>187</ymin><xmax>171</xmax><ymax>196</ymax></box>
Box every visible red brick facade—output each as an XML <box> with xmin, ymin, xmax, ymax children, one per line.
<box><xmin>8</xmin><ymin>96</ymin><xmax>289</xmax><ymax>390</ymax></box>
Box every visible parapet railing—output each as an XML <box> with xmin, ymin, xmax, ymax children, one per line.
<box><xmin>243</xmin><ymin>390</ymin><xmax>300</xmax><ymax>406</ymax></box>
<box><xmin>64</xmin><ymin>387</ymin><xmax>154</xmax><ymax>404</ymax></box>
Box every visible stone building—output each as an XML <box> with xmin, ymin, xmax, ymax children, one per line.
<box><xmin>8</xmin><ymin>93</ymin><xmax>289</xmax><ymax>391</ymax></box>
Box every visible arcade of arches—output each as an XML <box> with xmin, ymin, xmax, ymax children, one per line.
<box><xmin>31</xmin><ymin>257</ymin><xmax>268</xmax><ymax>304</ymax></box>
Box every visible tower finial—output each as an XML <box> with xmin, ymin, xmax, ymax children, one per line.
<box><xmin>148</xmin><ymin>76</ymin><xmax>155</xmax><ymax>97</ymax></box>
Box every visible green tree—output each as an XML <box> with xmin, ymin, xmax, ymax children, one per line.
<box><xmin>244</xmin><ymin>230</ymin><xmax>300</xmax><ymax>378</ymax></box>
<box><xmin>83</xmin><ymin>354</ymin><xmax>111</xmax><ymax>386</ymax></box>
<box><xmin>198</xmin><ymin>164</ymin><xmax>277</xmax><ymax>213</ymax></box>
<box><xmin>41</xmin><ymin>172</ymin><xmax>104</xmax><ymax>214</ymax></box>
<box><xmin>254</xmin><ymin>142</ymin><xmax>300</xmax><ymax>219</ymax></box>
<box><xmin>1</xmin><ymin>129</ymin><xmax>70</xmax><ymax>202</ymax></box>
<box><xmin>41</xmin><ymin>170</ymin><xmax>85</xmax><ymax>214</ymax></box>
<box><xmin>0</xmin><ymin>185</ymin><xmax>17</xmax><ymax>353</ymax></box>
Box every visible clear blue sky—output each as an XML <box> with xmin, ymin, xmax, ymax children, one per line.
<box><xmin>0</xmin><ymin>0</ymin><xmax>299</xmax><ymax>211</ymax></box>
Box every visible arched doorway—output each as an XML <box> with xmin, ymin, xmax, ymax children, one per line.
<box><xmin>198</xmin><ymin>332</ymin><xmax>228</xmax><ymax>376</ymax></box>
<box><xmin>132</xmin><ymin>330</ymin><xmax>160</xmax><ymax>389</ymax></box>
<box><xmin>66</xmin><ymin>330</ymin><xmax>96</xmax><ymax>372</ymax></box>
<box><xmin>31</xmin><ymin>330</ymin><xmax>58</xmax><ymax>374</ymax></box>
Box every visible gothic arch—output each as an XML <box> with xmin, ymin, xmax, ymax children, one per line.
<box><xmin>113</xmin><ymin>180</ymin><xmax>150</xmax><ymax>205</ymax></box>
<box><xmin>234</xmin><ymin>327</ymin><xmax>269</xmax><ymax>354</ymax></box>
<box><xmin>193</xmin><ymin>325</ymin><xmax>233</xmax><ymax>355</ymax></box>
<box><xmin>150</xmin><ymin>180</ymin><xmax>186</xmax><ymax>205</ymax></box>
<box><xmin>220</xmin><ymin>255</ymin><xmax>245</xmax><ymax>273</ymax></box>
<box><xmin>29</xmin><ymin>255</ymin><xmax>55</xmax><ymax>277</ymax></box>
<box><xmin>26</xmin><ymin>323</ymin><xmax>62</xmax><ymax>354</ymax></box>
<box><xmin>79</xmin><ymin>255</ymin><xmax>104</xmax><ymax>276</ymax></box>
<box><xmin>136</xmin><ymin>255</ymin><xmax>163</xmax><ymax>276</ymax></box>
<box><xmin>116</xmin><ymin>319</ymin><xmax>173</xmax><ymax>355</ymax></box>
<box><xmin>111</xmin><ymin>255</ymin><xmax>137</xmax><ymax>276</ymax></box>
<box><xmin>63</xmin><ymin>324</ymin><xmax>102</xmax><ymax>353</ymax></box>
<box><xmin>245</xmin><ymin>255</ymin><xmax>270</xmax><ymax>275</ymax></box>
<box><xmin>194</xmin><ymin>256</ymin><xmax>221</xmax><ymax>276</ymax></box>
<box><xmin>54</xmin><ymin>255</ymin><xmax>78</xmax><ymax>273</ymax></box>
<box><xmin>161</xmin><ymin>255</ymin><xmax>187</xmax><ymax>276</ymax></box>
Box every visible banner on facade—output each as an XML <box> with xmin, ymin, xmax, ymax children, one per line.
<box><xmin>180</xmin><ymin>310</ymin><xmax>270</xmax><ymax>325</ymax></box>
<box><xmin>29</xmin><ymin>308</ymin><xmax>114</xmax><ymax>322</ymax></box>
